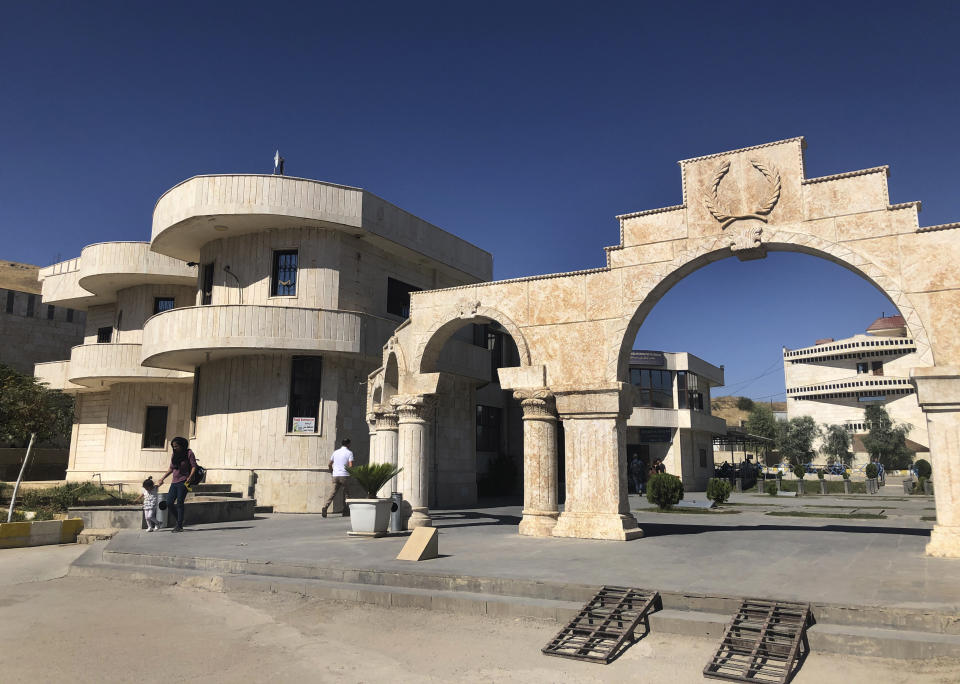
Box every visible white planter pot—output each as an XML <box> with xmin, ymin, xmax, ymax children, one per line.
<box><xmin>345</xmin><ymin>498</ymin><xmax>392</xmax><ymax>537</ymax></box>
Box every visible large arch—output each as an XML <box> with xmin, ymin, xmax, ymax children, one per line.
<box><xmin>415</xmin><ymin>303</ymin><xmax>532</xmax><ymax>374</ymax></box>
<box><xmin>612</xmin><ymin>228</ymin><xmax>936</xmax><ymax>383</ymax></box>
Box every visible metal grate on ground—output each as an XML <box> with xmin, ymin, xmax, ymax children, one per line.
<box><xmin>541</xmin><ymin>585</ymin><xmax>660</xmax><ymax>664</ymax></box>
<box><xmin>703</xmin><ymin>598</ymin><xmax>812</xmax><ymax>684</ymax></box>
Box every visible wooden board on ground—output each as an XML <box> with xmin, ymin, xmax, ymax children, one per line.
<box><xmin>397</xmin><ymin>526</ymin><xmax>438</xmax><ymax>561</ymax></box>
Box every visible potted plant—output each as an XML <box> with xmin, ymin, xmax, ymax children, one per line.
<box><xmin>817</xmin><ymin>468</ymin><xmax>827</xmax><ymax>495</ymax></box>
<box><xmin>842</xmin><ymin>469</ymin><xmax>851</xmax><ymax>495</ymax></box>
<box><xmin>344</xmin><ymin>463</ymin><xmax>402</xmax><ymax>537</ymax></box>
<box><xmin>792</xmin><ymin>464</ymin><xmax>806</xmax><ymax>497</ymax></box>
<box><xmin>865</xmin><ymin>462</ymin><xmax>879</xmax><ymax>494</ymax></box>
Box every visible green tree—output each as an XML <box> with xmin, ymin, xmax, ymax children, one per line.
<box><xmin>745</xmin><ymin>404</ymin><xmax>779</xmax><ymax>465</ymax></box>
<box><xmin>821</xmin><ymin>424</ymin><xmax>853</xmax><ymax>466</ymax></box>
<box><xmin>0</xmin><ymin>364</ymin><xmax>74</xmax><ymax>521</ymax></box>
<box><xmin>778</xmin><ymin>416</ymin><xmax>820</xmax><ymax>467</ymax></box>
<box><xmin>861</xmin><ymin>405</ymin><xmax>912</xmax><ymax>470</ymax></box>
<box><xmin>736</xmin><ymin>396</ymin><xmax>755</xmax><ymax>412</ymax></box>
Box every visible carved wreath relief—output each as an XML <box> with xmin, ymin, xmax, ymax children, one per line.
<box><xmin>703</xmin><ymin>158</ymin><xmax>781</xmax><ymax>252</ymax></box>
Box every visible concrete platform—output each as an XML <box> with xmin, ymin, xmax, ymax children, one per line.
<box><xmin>68</xmin><ymin>496</ymin><xmax>255</xmax><ymax>529</ymax></box>
<box><xmin>66</xmin><ymin>494</ymin><xmax>960</xmax><ymax>659</ymax></box>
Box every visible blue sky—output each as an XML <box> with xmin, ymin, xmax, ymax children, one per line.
<box><xmin>2</xmin><ymin>2</ymin><xmax>958</xmax><ymax>400</ymax></box>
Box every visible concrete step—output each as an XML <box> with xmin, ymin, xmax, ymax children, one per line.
<box><xmin>190</xmin><ymin>484</ymin><xmax>233</xmax><ymax>494</ymax></box>
<box><xmin>70</xmin><ymin>555</ymin><xmax>960</xmax><ymax>659</ymax></box>
<box><xmin>186</xmin><ymin>490</ymin><xmax>242</xmax><ymax>499</ymax></box>
<box><xmin>254</xmin><ymin>505</ymin><xmax>274</xmax><ymax>514</ymax></box>
<box><xmin>76</xmin><ymin>528</ymin><xmax>119</xmax><ymax>544</ymax></box>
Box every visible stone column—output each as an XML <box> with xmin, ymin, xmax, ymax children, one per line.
<box><xmin>371</xmin><ymin>409</ymin><xmax>400</xmax><ymax>496</ymax></box>
<box><xmin>552</xmin><ymin>388</ymin><xmax>642</xmax><ymax>541</ymax></box>
<box><xmin>911</xmin><ymin>367</ymin><xmax>960</xmax><ymax>558</ymax></box>
<box><xmin>515</xmin><ymin>389</ymin><xmax>559</xmax><ymax>537</ymax></box>
<box><xmin>391</xmin><ymin>394</ymin><xmax>435</xmax><ymax>529</ymax></box>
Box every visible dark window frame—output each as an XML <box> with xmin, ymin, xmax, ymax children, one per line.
<box><xmin>476</xmin><ymin>404</ymin><xmax>502</xmax><ymax>453</ymax></box>
<box><xmin>153</xmin><ymin>297</ymin><xmax>176</xmax><ymax>315</ymax></box>
<box><xmin>142</xmin><ymin>406</ymin><xmax>169</xmax><ymax>449</ymax></box>
<box><xmin>5</xmin><ymin>291</ymin><xmax>14</xmax><ymax>314</ymax></box>
<box><xmin>271</xmin><ymin>250</ymin><xmax>298</xmax><ymax>297</ymax></box>
<box><xmin>201</xmin><ymin>262</ymin><xmax>215</xmax><ymax>305</ymax></box>
<box><xmin>26</xmin><ymin>294</ymin><xmax>35</xmax><ymax>317</ymax></box>
<box><xmin>189</xmin><ymin>368</ymin><xmax>200</xmax><ymax>438</ymax></box>
<box><xmin>46</xmin><ymin>304</ymin><xmax>55</xmax><ymax>320</ymax></box>
<box><xmin>386</xmin><ymin>277</ymin><xmax>421</xmax><ymax>318</ymax></box>
<box><xmin>66</xmin><ymin>308</ymin><xmax>74</xmax><ymax>323</ymax></box>
<box><xmin>97</xmin><ymin>326</ymin><xmax>113</xmax><ymax>344</ymax></box>
<box><xmin>287</xmin><ymin>356</ymin><xmax>323</xmax><ymax>433</ymax></box>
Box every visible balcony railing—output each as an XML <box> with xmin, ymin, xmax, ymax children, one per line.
<box><xmin>68</xmin><ymin>343</ymin><xmax>192</xmax><ymax>387</ymax></box>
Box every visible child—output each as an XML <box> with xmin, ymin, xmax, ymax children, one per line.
<box><xmin>139</xmin><ymin>477</ymin><xmax>161</xmax><ymax>531</ymax></box>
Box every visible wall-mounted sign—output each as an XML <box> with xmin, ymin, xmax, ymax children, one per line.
<box><xmin>292</xmin><ymin>417</ymin><xmax>316</xmax><ymax>432</ymax></box>
<box><xmin>630</xmin><ymin>350</ymin><xmax>667</xmax><ymax>367</ymax></box>
<box><xmin>635</xmin><ymin>428</ymin><xmax>673</xmax><ymax>444</ymax></box>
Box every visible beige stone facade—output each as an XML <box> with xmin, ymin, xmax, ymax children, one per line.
<box><xmin>367</xmin><ymin>137</ymin><xmax>960</xmax><ymax>556</ymax></box>
<box><xmin>784</xmin><ymin>318</ymin><xmax>929</xmax><ymax>467</ymax></box>
<box><xmin>0</xmin><ymin>261</ymin><xmax>85</xmax><ymax>376</ymax></box>
<box><xmin>36</xmin><ymin>177</ymin><xmax>491</xmax><ymax>512</ymax></box>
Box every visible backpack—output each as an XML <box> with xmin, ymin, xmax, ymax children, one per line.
<box><xmin>189</xmin><ymin>461</ymin><xmax>207</xmax><ymax>486</ymax></box>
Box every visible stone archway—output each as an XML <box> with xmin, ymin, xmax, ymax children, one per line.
<box><xmin>368</xmin><ymin>136</ymin><xmax>960</xmax><ymax>555</ymax></box>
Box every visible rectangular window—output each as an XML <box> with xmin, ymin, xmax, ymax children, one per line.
<box><xmin>97</xmin><ymin>326</ymin><xmax>112</xmax><ymax>344</ymax></box>
<box><xmin>856</xmin><ymin>362</ymin><xmax>869</xmax><ymax>374</ymax></box>
<box><xmin>66</xmin><ymin>308</ymin><xmax>74</xmax><ymax>323</ymax></box>
<box><xmin>201</xmin><ymin>262</ymin><xmax>215</xmax><ymax>305</ymax></box>
<box><xmin>142</xmin><ymin>406</ymin><xmax>168</xmax><ymax>449</ymax></box>
<box><xmin>699</xmin><ymin>448</ymin><xmax>707</xmax><ymax>468</ymax></box>
<box><xmin>5</xmin><ymin>291</ymin><xmax>14</xmax><ymax>313</ymax></box>
<box><xmin>386</xmin><ymin>277</ymin><xmax>421</xmax><ymax>318</ymax></box>
<box><xmin>872</xmin><ymin>361</ymin><xmax>884</xmax><ymax>376</ymax></box>
<box><xmin>287</xmin><ymin>356</ymin><xmax>322</xmax><ymax>433</ymax></box>
<box><xmin>153</xmin><ymin>297</ymin><xmax>175</xmax><ymax>315</ymax></box>
<box><xmin>26</xmin><ymin>294</ymin><xmax>35</xmax><ymax>317</ymax></box>
<box><xmin>271</xmin><ymin>250</ymin><xmax>298</xmax><ymax>296</ymax></box>
<box><xmin>46</xmin><ymin>304</ymin><xmax>55</xmax><ymax>320</ymax></box>
<box><xmin>189</xmin><ymin>369</ymin><xmax>200</xmax><ymax>438</ymax></box>
<box><xmin>476</xmin><ymin>405</ymin><xmax>502</xmax><ymax>452</ymax></box>
<box><xmin>630</xmin><ymin>368</ymin><xmax>673</xmax><ymax>409</ymax></box>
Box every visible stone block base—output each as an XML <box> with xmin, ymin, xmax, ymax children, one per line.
<box><xmin>408</xmin><ymin>508</ymin><xmax>433</xmax><ymax>529</ymax></box>
<box><xmin>551</xmin><ymin>512</ymin><xmax>643</xmax><ymax>541</ymax></box>
<box><xmin>518</xmin><ymin>510</ymin><xmax>559</xmax><ymax>537</ymax></box>
<box><xmin>926</xmin><ymin>525</ymin><xmax>960</xmax><ymax>558</ymax></box>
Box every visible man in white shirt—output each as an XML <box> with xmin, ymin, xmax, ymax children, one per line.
<box><xmin>322</xmin><ymin>438</ymin><xmax>354</xmax><ymax>518</ymax></box>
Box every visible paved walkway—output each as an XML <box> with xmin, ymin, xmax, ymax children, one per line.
<box><xmin>99</xmin><ymin>490</ymin><xmax>959</xmax><ymax>611</ymax></box>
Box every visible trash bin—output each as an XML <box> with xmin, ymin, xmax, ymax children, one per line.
<box><xmin>389</xmin><ymin>491</ymin><xmax>403</xmax><ymax>533</ymax></box>
<box><xmin>156</xmin><ymin>493</ymin><xmax>170</xmax><ymax>527</ymax></box>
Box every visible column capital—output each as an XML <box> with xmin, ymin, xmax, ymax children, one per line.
<box><xmin>911</xmin><ymin>366</ymin><xmax>960</xmax><ymax>411</ymax></box>
<box><xmin>553</xmin><ymin>384</ymin><xmax>632</xmax><ymax>420</ymax></box>
<box><xmin>374</xmin><ymin>410</ymin><xmax>399</xmax><ymax>431</ymax></box>
<box><xmin>513</xmin><ymin>388</ymin><xmax>556</xmax><ymax>420</ymax></box>
<box><xmin>390</xmin><ymin>394</ymin><xmax>435</xmax><ymax>422</ymax></box>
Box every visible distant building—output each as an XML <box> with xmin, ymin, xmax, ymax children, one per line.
<box><xmin>0</xmin><ymin>260</ymin><xmax>85</xmax><ymax>375</ymax></box>
<box><xmin>626</xmin><ymin>350</ymin><xmax>726</xmax><ymax>491</ymax></box>
<box><xmin>783</xmin><ymin>314</ymin><xmax>928</xmax><ymax>466</ymax></box>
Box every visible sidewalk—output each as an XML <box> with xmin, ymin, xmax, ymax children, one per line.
<box><xmin>98</xmin><ymin>494</ymin><xmax>958</xmax><ymax>611</ymax></box>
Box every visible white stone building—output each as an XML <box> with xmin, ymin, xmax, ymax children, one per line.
<box><xmin>783</xmin><ymin>314</ymin><xmax>929</xmax><ymax>465</ymax></box>
<box><xmin>35</xmin><ymin>175</ymin><xmax>491</xmax><ymax>512</ymax></box>
<box><xmin>626</xmin><ymin>350</ymin><xmax>726</xmax><ymax>491</ymax></box>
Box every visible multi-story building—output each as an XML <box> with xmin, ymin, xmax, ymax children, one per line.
<box><xmin>783</xmin><ymin>314</ymin><xmax>928</xmax><ymax>465</ymax></box>
<box><xmin>626</xmin><ymin>350</ymin><xmax>726</xmax><ymax>491</ymax></box>
<box><xmin>35</xmin><ymin>174</ymin><xmax>491</xmax><ymax>512</ymax></box>
<box><xmin>0</xmin><ymin>260</ymin><xmax>85</xmax><ymax>375</ymax></box>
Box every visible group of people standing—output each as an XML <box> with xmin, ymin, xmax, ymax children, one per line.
<box><xmin>137</xmin><ymin>436</ymin><xmax>197</xmax><ymax>532</ymax></box>
<box><xmin>629</xmin><ymin>456</ymin><xmax>665</xmax><ymax>495</ymax></box>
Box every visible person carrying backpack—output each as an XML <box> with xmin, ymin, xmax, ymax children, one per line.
<box><xmin>157</xmin><ymin>436</ymin><xmax>197</xmax><ymax>533</ymax></box>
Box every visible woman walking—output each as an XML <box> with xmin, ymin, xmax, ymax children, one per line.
<box><xmin>157</xmin><ymin>437</ymin><xmax>197</xmax><ymax>533</ymax></box>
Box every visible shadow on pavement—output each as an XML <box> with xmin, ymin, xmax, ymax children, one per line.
<box><xmin>430</xmin><ymin>511</ymin><xmax>522</xmax><ymax>529</ymax></box>
<box><xmin>637</xmin><ymin>522</ymin><xmax>931</xmax><ymax>538</ymax></box>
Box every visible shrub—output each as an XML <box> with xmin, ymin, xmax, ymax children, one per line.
<box><xmin>915</xmin><ymin>459</ymin><xmax>932</xmax><ymax>479</ymax></box>
<box><xmin>346</xmin><ymin>463</ymin><xmax>403</xmax><ymax>498</ymax></box>
<box><xmin>646</xmin><ymin>473</ymin><xmax>684</xmax><ymax>510</ymax></box>
<box><xmin>792</xmin><ymin>464</ymin><xmax>806</xmax><ymax>480</ymax></box>
<box><xmin>865</xmin><ymin>463</ymin><xmax>878</xmax><ymax>479</ymax></box>
<box><xmin>817</xmin><ymin>468</ymin><xmax>825</xmax><ymax>480</ymax></box>
<box><xmin>34</xmin><ymin>508</ymin><xmax>56</xmax><ymax>521</ymax></box>
<box><xmin>706</xmin><ymin>478</ymin><xmax>732</xmax><ymax>505</ymax></box>
<box><xmin>912</xmin><ymin>476</ymin><xmax>928</xmax><ymax>495</ymax></box>
<box><xmin>736</xmin><ymin>397</ymin><xmax>755</xmax><ymax>411</ymax></box>
<box><xmin>765</xmin><ymin>481</ymin><xmax>778</xmax><ymax>496</ymax></box>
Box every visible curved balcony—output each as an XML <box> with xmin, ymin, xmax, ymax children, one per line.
<box><xmin>786</xmin><ymin>375</ymin><xmax>913</xmax><ymax>400</ymax></box>
<box><xmin>151</xmin><ymin>175</ymin><xmax>364</xmax><ymax>262</ymax></box>
<box><xmin>40</xmin><ymin>242</ymin><xmax>196</xmax><ymax>309</ymax></box>
<box><xmin>34</xmin><ymin>361</ymin><xmax>83</xmax><ymax>392</ymax></box>
<box><xmin>68</xmin><ymin>343</ymin><xmax>192</xmax><ymax>388</ymax></box>
<box><xmin>783</xmin><ymin>336</ymin><xmax>916</xmax><ymax>362</ymax></box>
<box><xmin>141</xmin><ymin>304</ymin><xmax>400</xmax><ymax>372</ymax></box>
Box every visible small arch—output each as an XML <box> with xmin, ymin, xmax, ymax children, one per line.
<box><xmin>610</xmin><ymin>228</ymin><xmax>935</xmax><ymax>383</ymax></box>
<box><xmin>416</xmin><ymin>305</ymin><xmax>531</xmax><ymax>374</ymax></box>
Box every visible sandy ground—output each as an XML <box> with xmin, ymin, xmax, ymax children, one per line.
<box><xmin>1</xmin><ymin>552</ymin><xmax>959</xmax><ymax>684</ymax></box>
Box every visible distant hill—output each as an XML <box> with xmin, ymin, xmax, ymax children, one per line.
<box><xmin>711</xmin><ymin>395</ymin><xmax>786</xmax><ymax>428</ymax></box>
<box><xmin>0</xmin><ymin>261</ymin><xmax>41</xmax><ymax>294</ymax></box>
